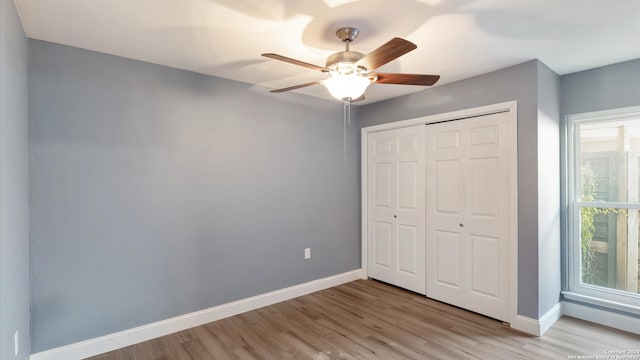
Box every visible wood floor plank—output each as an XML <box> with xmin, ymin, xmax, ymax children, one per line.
<box><xmin>87</xmin><ymin>280</ymin><xmax>640</xmax><ymax>360</ymax></box>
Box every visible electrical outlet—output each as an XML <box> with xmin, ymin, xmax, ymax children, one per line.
<box><xmin>14</xmin><ymin>330</ymin><xmax>19</xmax><ymax>356</ymax></box>
<box><xmin>304</xmin><ymin>248</ymin><xmax>311</xmax><ymax>259</ymax></box>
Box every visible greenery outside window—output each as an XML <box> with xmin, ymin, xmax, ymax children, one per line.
<box><xmin>566</xmin><ymin>106</ymin><xmax>640</xmax><ymax>314</ymax></box>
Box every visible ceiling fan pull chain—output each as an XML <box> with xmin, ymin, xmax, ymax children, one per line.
<box><xmin>343</xmin><ymin>99</ymin><xmax>348</xmax><ymax>160</ymax></box>
<box><xmin>343</xmin><ymin>98</ymin><xmax>352</xmax><ymax>160</ymax></box>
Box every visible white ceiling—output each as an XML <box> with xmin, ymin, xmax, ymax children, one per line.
<box><xmin>14</xmin><ymin>0</ymin><xmax>640</xmax><ymax>104</ymax></box>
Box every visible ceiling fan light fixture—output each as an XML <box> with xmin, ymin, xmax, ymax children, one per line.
<box><xmin>324</xmin><ymin>73</ymin><xmax>370</xmax><ymax>101</ymax></box>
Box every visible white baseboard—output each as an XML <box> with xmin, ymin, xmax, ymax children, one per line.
<box><xmin>510</xmin><ymin>315</ymin><xmax>540</xmax><ymax>335</ymax></box>
<box><xmin>539</xmin><ymin>303</ymin><xmax>563</xmax><ymax>335</ymax></box>
<box><xmin>30</xmin><ymin>269</ymin><xmax>365</xmax><ymax>360</ymax></box>
<box><xmin>562</xmin><ymin>301</ymin><xmax>640</xmax><ymax>335</ymax></box>
<box><xmin>511</xmin><ymin>301</ymin><xmax>639</xmax><ymax>336</ymax></box>
<box><xmin>510</xmin><ymin>302</ymin><xmax>562</xmax><ymax>336</ymax></box>
<box><xmin>30</xmin><ymin>274</ymin><xmax>638</xmax><ymax>360</ymax></box>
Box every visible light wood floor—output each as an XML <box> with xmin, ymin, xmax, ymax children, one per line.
<box><xmin>89</xmin><ymin>279</ymin><xmax>640</xmax><ymax>360</ymax></box>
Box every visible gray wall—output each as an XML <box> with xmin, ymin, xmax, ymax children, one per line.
<box><xmin>559</xmin><ymin>59</ymin><xmax>640</xmax><ymax>314</ymax></box>
<box><xmin>536</xmin><ymin>61</ymin><xmax>561</xmax><ymax>317</ymax></box>
<box><xmin>0</xmin><ymin>1</ymin><xmax>31</xmax><ymax>359</ymax></box>
<box><xmin>29</xmin><ymin>40</ymin><xmax>361</xmax><ymax>352</ymax></box>
<box><xmin>561</xmin><ymin>59</ymin><xmax>640</xmax><ymax>116</ymax></box>
<box><xmin>360</xmin><ymin>60</ymin><xmax>543</xmax><ymax>319</ymax></box>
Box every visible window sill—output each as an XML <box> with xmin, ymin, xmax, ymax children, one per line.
<box><xmin>562</xmin><ymin>291</ymin><xmax>640</xmax><ymax>315</ymax></box>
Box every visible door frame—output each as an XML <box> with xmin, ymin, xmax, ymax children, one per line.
<box><xmin>361</xmin><ymin>101</ymin><xmax>518</xmax><ymax>325</ymax></box>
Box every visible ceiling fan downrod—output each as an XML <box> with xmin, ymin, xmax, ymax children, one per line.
<box><xmin>335</xmin><ymin>27</ymin><xmax>359</xmax><ymax>51</ymax></box>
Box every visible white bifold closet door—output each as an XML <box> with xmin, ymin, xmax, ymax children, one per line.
<box><xmin>367</xmin><ymin>125</ymin><xmax>426</xmax><ymax>294</ymax></box>
<box><xmin>425</xmin><ymin>111</ymin><xmax>511</xmax><ymax>322</ymax></box>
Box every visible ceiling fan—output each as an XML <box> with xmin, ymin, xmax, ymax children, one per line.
<box><xmin>262</xmin><ymin>27</ymin><xmax>440</xmax><ymax>102</ymax></box>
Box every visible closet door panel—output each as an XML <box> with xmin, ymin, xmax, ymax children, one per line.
<box><xmin>434</xmin><ymin>230</ymin><xmax>462</xmax><ymax>289</ymax></box>
<box><xmin>398</xmin><ymin>161</ymin><xmax>419</xmax><ymax>210</ymax></box>
<box><xmin>398</xmin><ymin>225</ymin><xmax>419</xmax><ymax>275</ymax></box>
<box><xmin>435</xmin><ymin>160</ymin><xmax>461</xmax><ymax>215</ymax></box>
<box><xmin>426</xmin><ymin>111</ymin><xmax>512</xmax><ymax>322</ymax></box>
<box><xmin>373</xmin><ymin>162</ymin><xmax>393</xmax><ymax>208</ymax></box>
<box><xmin>469</xmin><ymin>157</ymin><xmax>500</xmax><ymax>217</ymax></box>
<box><xmin>373</xmin><ymin>221</ymin><xmax>393</xmax><ymax>268</ymax></box>
<box><xmin>470</xmin><ymin>234</ymin><xmax>500</xmax><ymax>298</ymax></box>
<box><xmin>367</xmin><ymin>125</ymin><xmax>425</xmax><ymax>294</ymax></box>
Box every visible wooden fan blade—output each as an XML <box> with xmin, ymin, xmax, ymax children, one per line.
<box><xmin>262</xmin><ymin>53</ymin><xmax>328</xmax><ymax>72</ymax></box>
<box><xmin>269</xmin><ymin>81</ymin><xmax>322</xmax><ymax>93</ymax></box>
<box><xmin>370</xmin><ymin>73</ymin><xmax>440</xmax><ymax>86</ymax></box>
<box><xmin>356</xmin><ymin>38</ymin><xmax>417</xmax><ymax>71</ymax></box>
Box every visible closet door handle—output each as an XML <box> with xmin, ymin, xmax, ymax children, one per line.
<box><xmin>459</xmin><ymin>223</ymin><xmax>464</xmax><ymax>227</ymax></box>
<box><xmin>394</xmin><ymin>215</ymin><xmax>397</xmax><ymax>218</ymax></box>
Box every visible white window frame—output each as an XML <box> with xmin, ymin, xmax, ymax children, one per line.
<box><xmin>565</xmin><ymin>106</ymin><xmax>640</xmax><ymax>314</ymax></box>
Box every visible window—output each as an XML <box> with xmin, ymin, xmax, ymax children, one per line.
<box><xmin>566</xmin><ymin>106</ymin><xmax>640</xmax><ymax>313</ymax></box>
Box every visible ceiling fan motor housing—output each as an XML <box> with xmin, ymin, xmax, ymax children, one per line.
<box><xmin>326</xmin><ymin>51</ymin><xmax>366</xmax><ymax>74</ymax></box>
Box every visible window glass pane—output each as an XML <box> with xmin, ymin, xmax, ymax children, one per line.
<box><xmin>577</xmin><ymin>119</ymin><xmax>640</xmax><ymax>203</ymax></box>
<box><xmin>580</xmin><ymin>207</ymin><xmax>639</xmax><ymax>294</ymax></box>
<box><xmin>570</xmin><ymin>109</ymin><xmax>640</xmax><ymax>310</ymax></box>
